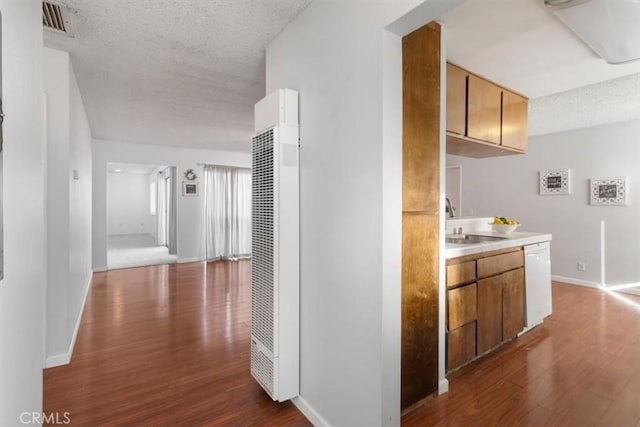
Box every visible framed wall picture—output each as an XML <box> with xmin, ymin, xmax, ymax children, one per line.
<box><xmin>182</xmin><ymin>181</ymin><xmax>199</xmax><ymax>197</ymax></box>
<box><xmin>539</xmin><ymin>169</ymin><xmax>570</xmax><ymax>195</ymax></box>
<box><xmin>590</xmin><ymin>177</ymin><xmax>627</xmax><ymax>205</ymax></box>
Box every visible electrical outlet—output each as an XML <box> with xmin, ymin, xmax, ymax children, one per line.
<box><xmin>577</xmin><ymin>262</ymin><xmax>586</xmax><ymax>272</ymax></box>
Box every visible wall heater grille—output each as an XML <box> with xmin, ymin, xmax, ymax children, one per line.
<box><xmin>251</xmin><ymin>128</ymin><xmax>275</xmax><ymax>354</ymax></box>
<box><xmin>250</xmin><ymin>89</ymin><xmax>299</xmax><ymax>402</ymax></box>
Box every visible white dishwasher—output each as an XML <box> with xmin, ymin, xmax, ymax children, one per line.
<box><xmin>524</xmin><ymin>242</ymin><xmax>552</xmax><ymax>329</ymax></box>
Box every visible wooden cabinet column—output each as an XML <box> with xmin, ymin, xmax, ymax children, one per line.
<box><xmin>401</xmin><ymin>21</ymin><xmax>441</xmax><ymax>410</ymax></box>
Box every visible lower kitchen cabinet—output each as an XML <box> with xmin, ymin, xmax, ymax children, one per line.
<box><xmin>477</xmin><ymin>267</ymin><xmax>525</xmax><ymax>355</ymax></box>
<box><xmin>448</xmin><ymin>283</ymin><xmax>477</xmax><ymax>330</ymax></box>
<box><xmin>447</xmin><ymin>283</ymin><xmax>477</xmax><ymax>371</ymax></box>
<box><xmin>446</xmin><ymin>248</ymin><xmax>525</xmax><ymax>372</ymax></box>
<box><xmin>477</xmin><ymin>275</ymin><xmax>503</xmax><ymax>355</ymax></box>
<box><xmin>502</xmin><ymin>268</ymin><xmax>525</xmax><ymax>340</ymax></box>
<box><xmin>447</xmin><ymin>321</ymin><xmax>476</xmax><ymax>370</ymax></box>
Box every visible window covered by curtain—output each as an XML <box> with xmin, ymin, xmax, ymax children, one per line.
<box><xmin>203</xmin><ymin>165</ymin><xmax>251</xmax><ymax>260</ymax></box>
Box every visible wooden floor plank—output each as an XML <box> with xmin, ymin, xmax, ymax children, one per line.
<box><xmin>43</xmin><ymin>260</ymin><xmax>309</xmax><ymax>426</ymax></box>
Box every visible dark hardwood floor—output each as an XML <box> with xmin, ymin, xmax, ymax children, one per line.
<box><xmin>43</xmin><ymin>260</ymin><xmax>310</xmax><ymax>426</ymax></box>
<box><xmin>403</xmin><ymin>282</ymin><xmax>640</xmax><ymax>426</ymax></box>
<box><xmin>44</xmin><ymin>263</ymin><xmax>640</xmax><ymax>426</ymax></box>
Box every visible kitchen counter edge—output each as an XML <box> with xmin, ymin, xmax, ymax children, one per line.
<box><xmin>445</xmin><ymin>232</ymin><xmax>552</xmax><ymax>259</ymax></box>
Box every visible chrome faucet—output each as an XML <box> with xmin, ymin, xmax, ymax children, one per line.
<box><xmin>445</xmin><ymin>197</ymin><xmax>456</xmax><ymax>218</ymax></box>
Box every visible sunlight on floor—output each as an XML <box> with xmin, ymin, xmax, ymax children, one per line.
<box><xmin>601</xmin><ymin>285</ymin><xmax>640</xmax><ymax>312</ymax></box>
<box><xmin>107</xmin><ymin>233</ymin><xmax>177</xmax><ymax>269</ymax></box>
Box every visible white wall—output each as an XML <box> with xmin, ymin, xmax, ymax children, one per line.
<box><xmin>44</xmin><ymin>47</ymin><xmax>93</xmax><ymax>365</ymax></box>
<box><xmin>0</xmin><ymin>0</ymin><xmax>46</xmax><ymax>423</ymax></box>
<box><xmin>92</xmin><ymin>140</ymin><xmax>250</xmax><ymax>270</ymax></box>
<box><xmin>107</xmin><ymin>172</ymin><xmax>155</xmax><ymax>236</ymax></box>
<box><xmin>44</xmin><ymin>47</ymin><xmax>70</xmax><ymax>363</ymax></box>
<box><xmin>67</xmin><ymin>56</ymin><xmax>93</xmax><ymax>361</ymax></box>
<box><xmin>266</xmin><ymin>1</ymin><xmax>457</xmax><ymax>425</ymax></box>
<box><xmin>448</xmin><ymin>119</ymin><xmax>640</xmax><ymax>288</ymax></box>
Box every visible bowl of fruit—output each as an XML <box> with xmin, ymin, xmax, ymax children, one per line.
<box><xmin>490</xmin><ymin>217</ymin><xmax>520</xmax><ymax>234</ymax></box>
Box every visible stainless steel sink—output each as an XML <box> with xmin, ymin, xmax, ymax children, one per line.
<box><xmin>445</xmin><ymin>234</ymin><xmax>509</xmax><ymax>244</ymax></box>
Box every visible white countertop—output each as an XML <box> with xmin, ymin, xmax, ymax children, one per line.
<box><xmin>445</xmin><ymin>231</ymin><xmax>552</xmax><ymax>259</ymax></box>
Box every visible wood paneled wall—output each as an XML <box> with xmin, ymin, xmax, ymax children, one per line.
<box><xmin>401</xmin><ymin>21</ymin><xmax>441</xmax><ymax>410</ymax></box>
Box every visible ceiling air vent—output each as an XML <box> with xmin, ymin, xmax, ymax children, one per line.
<box><xmin>42</xmin><ymin>1</ymin><xmax>73</xmax><ymax>37</ymax></box>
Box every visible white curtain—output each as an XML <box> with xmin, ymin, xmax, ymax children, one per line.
<box><xmin>157</xmin><ymin>170</ymin><xmax>167</xmax><ymax>246</ymax></box>
<box><xmin>203</xmin><ymin>165</ymin><xmax>251</xmax><ymax>260</ymax></box>
<box><xmin>156</xmin><ymin>167</ymin><xmax>177</xmax><ymax>255</ymax></box>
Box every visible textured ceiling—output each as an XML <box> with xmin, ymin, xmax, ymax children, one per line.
<box><xmin>44</xmin><ymin>0</ymin><xmax>311</xmax><ymax>152</ymax></box>
<box><xmin>45</xmin><ymin>0</ymin><xmax>640</xmax><ymax>148</ymax></box>
<box><xmin>529</xmin><ymin>73</ymin><xmax>640</xmax><ymax>136</ymax></box>
<box><xmin>440</xmin><ymin>0</ymin><xmax>640</xmax><ymax>136</ymax></box>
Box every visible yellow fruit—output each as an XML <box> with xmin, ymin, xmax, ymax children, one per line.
<box><xmin>494</xmin><ymin>216</ymin><xmax>518</xmax><ymax>225</ymax></box>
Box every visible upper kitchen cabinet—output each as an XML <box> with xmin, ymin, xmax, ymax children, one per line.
<box><xmin>446</xmin><ymin>62</ymin><xmax>528</xmax><ymax>158</ymax></box>
<box><xmin>446</xmin><ymin>63</ymin><xmax>467</xmax><ymax>136</ymax></box>
<box><xmin>502</xmin><ymin>90</ymin><xmax>528</xmax><ymax>152</ymax></box>
<box><xmin>467</xmin><ymin>74</ymin><xmax>502</xmax><ymax>145</ymax></box>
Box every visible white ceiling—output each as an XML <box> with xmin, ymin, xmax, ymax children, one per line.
<box><xmin>44</xmin><ymin>0</ymin><xmax>640</xmax><ymax>149</ymax></box>
<box><xmin>44</xmin><ymin>0</ymin><xmax>311</xmax><ymax>152</ymax></box>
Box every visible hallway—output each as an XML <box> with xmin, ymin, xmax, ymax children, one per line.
<box><xmin>43</xmin><ymin>260</ymin><xmax>308</xmax><ymax>426</ymax></box>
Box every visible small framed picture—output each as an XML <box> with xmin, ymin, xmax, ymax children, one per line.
<box><xmin>182</xmin><ymin>181</ymin><xmax>199</xmax><ymax>197</ymax></box>
<box><xmin>539</xmin><ymin>169</ymin><xmax>570</xmax><ymax>195</ymax></box>
<box><xmin>590</xmin><ymin>177</ymin><xmax>627</xmax><ymax>205</ymax></box>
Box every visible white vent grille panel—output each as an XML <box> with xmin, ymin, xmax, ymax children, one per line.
<box><xmin>251</xmin><ymin>339</ymin><xmax>274</xmax><ymax>397</ymax></box>
<box><xmin>251</xmin><ymin>128</ymin><xmax>275</xmax><ymax>353</ymax></box>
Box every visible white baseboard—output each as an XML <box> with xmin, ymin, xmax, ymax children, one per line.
<box><xmin>292</xmin><ymin>395</ymin><xmax>331</xmax><ymax>427</ymax></box>
<box><xmin>438</xmin><ymin>378</ymin><xmax>449</xmax><ymax>395</ymax></box>
<box><xmin>69</xmin><ymin>271</ymin><xmax>93</xmax><ymax>355</ymax></box>
<box><xmin>45</xmin><ymin>352</ymin><xmax>70</xmax><ymax>368</ymax></box>
<box><xmin>618</xmin><ymin>288</ymin><xmax>640</xmax><ymax>296</ymax></box>
<box><xmin>177</xmin><ymin>257</ymin><xmax>203</xmax><ymax>264</ymax></box>
<box><xmin>45</xmin><ymin>271</ymin><xmax>93</xmax><ymax>368</ymax></box>
<box><xmin>551</xmin><ymin>275</ymin><xmax>600</xmax><ymax>288</ymax></box>
<box><xmin>93</xmin><ymin>266</ymin><xmax>108</xmax><ymax>273</ymax></box>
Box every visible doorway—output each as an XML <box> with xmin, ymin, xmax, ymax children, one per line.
<box><xmin>106</xmin><ymin>162</ymin><xmax>177</xmax><ymax>269</ymax></box>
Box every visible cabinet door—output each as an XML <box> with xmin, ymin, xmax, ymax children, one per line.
<box><xmin>477</xmin><ymin>250</ymin><xmax>523</xmax><ymax>279</ymax></box>
<box><xmin>448</xmin><ymin>283</ymin><xmax>477</xmax><ymax>330</ymax></box>
<box><xmin>477</xmin><ymin>276</ymin><xmax>502</xmax><ymax>354</ymax></box>
<box><xmin>502</xmin><ymin>90</ymin><xmax>528</xmax><ymax>151</ymax></box>
<box><xmin>467</xmin><ymin>74</ymin><xmax>502</xmax><ymax>145</ymax></box>
<box><xmin>502</xmin><ymin>268</ymin><xmax>525</xmax><ymax>340</ymax></box>
<box><xmin>446</xmin><ymin>63</ymin><xmax>467</xmax><ymax>136</ymax></box>
<box><xmin>447</xmin><ymin>321</ymin><xmax>476</xmax><ymax>371</ymax></box>
<box><xmin>446</xmin><ymin>260</ymin><xmax>476</xmax><ymax>288</ymax></box>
